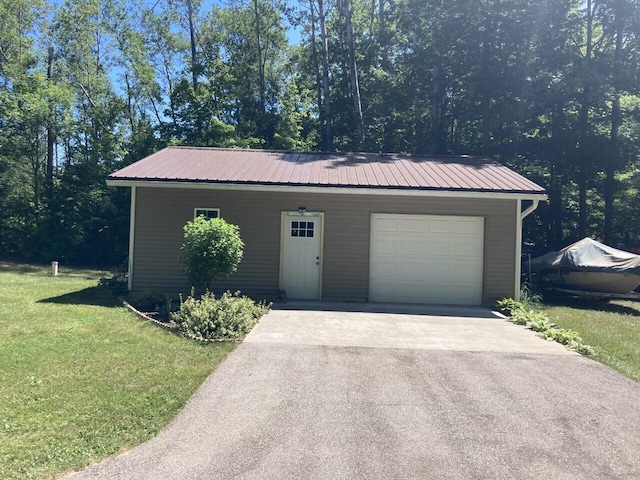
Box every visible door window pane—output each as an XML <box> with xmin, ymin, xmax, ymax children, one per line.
<box><xmin>291</xmin><ymin>220</ymin><xmax>316</xmax><ymax>238</ymax></box>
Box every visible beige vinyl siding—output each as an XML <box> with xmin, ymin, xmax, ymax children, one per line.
<box><xmin>132</xmin><ymin>187</ymin><xmax>517</xmax><ymax>305</ymax></box>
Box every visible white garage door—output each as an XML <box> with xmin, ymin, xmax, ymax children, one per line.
<box><xmin>369</xmin><ymin>214</ymin><xmax>484</xmax><ymax>305</ymax></box>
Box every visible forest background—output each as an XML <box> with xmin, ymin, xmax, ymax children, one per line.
<box><xmin>1</xmin><ymin>0</ymin><xmax>639</xmax><ymax>267</ymax></box>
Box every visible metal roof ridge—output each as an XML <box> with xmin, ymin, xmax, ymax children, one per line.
<box><xmin>162</xmin><ymin>145</ymin><xmax>495</xmax><ymax>161</ymax></box>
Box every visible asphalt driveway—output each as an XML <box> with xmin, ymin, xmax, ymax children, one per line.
<box><xmin>64</xmin><ymin>304</ymin><xmax>640</xmax><ymax>480</ymax></box>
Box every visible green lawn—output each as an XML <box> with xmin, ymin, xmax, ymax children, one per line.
<box><xmin>0</xmin><ymin>263</ymin><xmax>235</xmax><ymax>480</ymax></box>
<box><xmin>541</xmin><ymin>298</ymin><xmax>640</xmax><ymax>382</ymax></box>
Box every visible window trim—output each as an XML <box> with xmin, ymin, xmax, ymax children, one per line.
<box><xmin>194</xmin><ymin>207</ymin><xmax>220</xmax><ymax>219</ymax></box>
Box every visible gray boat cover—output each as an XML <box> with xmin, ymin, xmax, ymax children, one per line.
<box><xmin>529</xmin><ymin>237</ymin><xmax>640</xmax><ymax>274</ymax></box>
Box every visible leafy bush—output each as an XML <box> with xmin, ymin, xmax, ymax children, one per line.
<box><xmin>496</xmin><ymin>298</ymin><xmax>524</xmax><ymax>316</ymax></box>
<box><xmin>171</xmin><ymin>291</ymin><xmax>270</xmax><ymax>340</ymax></box>
<box><xmin>179</xmin><ymin>217</ymin><xmax>244</xmax><ymax>290</ymax></box>
<box><xmin>520</xmin><ymin>286</ymin><xmax>542</xmax><ymax>309</ymax></box>
<box><xmin>568</xmin><ymin>341</ymin><xmax>596</xmax><ymax>356</ymax></box>
<box><xmin>527</xmin><ymin>317</ymin><xmax>557</xmax><ymax>332</ymax></box>
<box><xmin>538</xmin><ymin>327</ymin><xmax>581</xmax><ymax>345</ymax></box>
<box><xmin>509</xmin><ymin>308</ymin><xmax>549</xmax><ymax>326</ymax></box>
<box><xmin>496</xmin><ymin>287</ymin><xmax>541</xmax><ymax>316</ymax></box>
<box><xmin>496</xmin><ymin>295</ymin><xmax>593</xmax><ymax>356</ymax></box>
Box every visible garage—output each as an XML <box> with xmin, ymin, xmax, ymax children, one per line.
<box><xmin>369</xmin><ymin>214</ymin><xmax>485</xmax><ymax>305</ymax></box>
<box><xmin>110</xmin><ymin>147</ymin><xmax>547</xmax><ymax>304</ymax></box>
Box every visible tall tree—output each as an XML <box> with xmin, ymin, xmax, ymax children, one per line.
<box><xmin>342</xmin><ymin>0</ymin><xmax>363</xmax><ymax>146</ymax></box>
<box><xmin>577</xmin><ymin>0</ymin><xmax>595</xmax><ymax>238</ymax></box>
<box><xmin>318</xmin><ymin>0</ymin><xmax>333</xmax><ymax>150</ymax></box>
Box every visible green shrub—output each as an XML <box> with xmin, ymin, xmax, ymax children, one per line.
<box><xmin>527</xmin><ymin>317</ymin><xmax>557</xmax><ymax>332</ymax></box>
<box><xmin>496</xmin><ymin>295</ymin><xmax>593</xmax><ymax>356</ymax></box>
<box><xmin>496</xmin><ymin>298</ymin><xmax>524</xmax><ymax>316</ymax></box>
<box><xmin>497</xmin><ymin>287</ymin><xmax>542</xmax><ymax>316</ymax></box>
<box><xmin>538</xmin><ymin>327</ymin><xmax>581</xmax><ymax>345</ymax></box>
<box><xmin>179</xmin><ymin>217</ymin><xmax>244</xmax><ymax>290</ymax></box>
<box><xmin>171</xmin><ymin>291</ymin><xmax>270</xmax><ymax>340</ymax></box>
<box><xmin>509</xmin><ymin>308</ymin><xmax>548</xmax><ymax>326</ymax></box>
<box><xmin>568</xmin><ymin>341</ymin><xmax>596</xmax><ymax>356</ymax></box>
<box><xmin>520</xmin><ymin>286</ymin><xmax>542</xmax><ymax>309</ymax></box>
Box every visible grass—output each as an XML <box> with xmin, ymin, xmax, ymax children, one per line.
<box><xmin>541</xmin><ymin>297</ymin><xmax>640</xmax><ymax>382</ymax></box>
<box><xmin>0</xmin><ymin>262</ymin><xmax>235</xmax><ymax>480</ymax></box>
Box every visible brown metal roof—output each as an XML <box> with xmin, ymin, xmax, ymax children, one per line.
<box><xmin>108</xmin><ymin>146</ymin><xmax>546</xmax><ymax>195</ymax></box>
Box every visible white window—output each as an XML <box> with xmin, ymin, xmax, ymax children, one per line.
<box><xmin>291</xmin><ymin>220</ymin><xmax>315</xmax><ymax>238</ymax></box>
<box><xmin>194</xmin><ymin>208</ymin><xmax>220</xmax><ymax>220</ymax></box>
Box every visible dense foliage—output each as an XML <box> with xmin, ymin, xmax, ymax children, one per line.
<box><xmin>496</xmin><ymin>293</ymin><xmax>594</xmax><ymax>355</ymax></box>
<box><xmin>1</xmin><ymin>0</ymin><xmax>639</xmax><ymax>265</ymax></box>
<box><xmin>179</xmin><ymin>216</ymin><xmax>244</xmax><ymax>290</ymax></box>
<box><xmin>172</xmin><ymin>290</ymin><xmax>270</xmax><ymax>340</ymax></box>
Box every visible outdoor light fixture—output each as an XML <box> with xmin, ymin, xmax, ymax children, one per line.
<box><xmin>298</xmin><ymin>207</ymin><xmax>306</xmax><ymax>212</ymax></box>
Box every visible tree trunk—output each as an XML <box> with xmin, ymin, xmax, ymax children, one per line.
<box><xmin>344</xmin><ymin>0</ymin><xmax>364</xmax><ymax>147</ymax></box>
<box><xmin>412</xmin><ymin>30</ymin><xmax>425</xmax><ymax>154</ymax></box>
<box><xmin>163</xmin><ymin>58</ymin><xmax>179</xmax><ymax>133</ymax></box>
<box><xmin>548</xmin><ymin>174</ymin><xmax>563</xmax><ymax>248</ymax></box>
<box><xmin>604</xmin><ymin>12</ymin><xmax>623</xmax><ymax>245</ymax></box>
<box><xmin>32</xmin><ymin>126</ymin><xmax>40</xmax><ymax>214</ymax></box>
<box><xmin>548</xmin><ymin>108</ymin><xmax>564</xmax><ymax>248</ymax></box>
<box><xmin>605</xmin><ymin>94</ymin><xmax>621</xmax><ymax>245</ymax></box>
<box><xmin>310</xmin><ymin>0</ymin><xmax>325</xmax><ymax>149</ymax></box>
<box><xmin>431</xmin><ymin>61</ymin><xmax>444</xmax><ymax>154</ymax></box>
<box><xmin>379</xmin><ymin>0</ymin><xmax>393</xmax><ymax>152</ymax></box>
<box><xmin>124</xmin><ymin>72</ymin><xmax>136</xmax><ymax>133</ymax></box>
<box><xmin>187</xmin><ymin>0</ymin><xmax>198</xmax><ymax>91</ymax></box>
<box><xmin>46</xmin><ymin>45</ymin><xmax>55</xmax><ymax>208</ymax></box>
<box><xmin>253</xmin><ymin>0</ymin><xmax>265</xmax><ymax>109</ymax></box>
<box><xmin>480</xmin><ymin>21</ymin><xmax>491</xmax><ymax>156</ymax></box>
<box><xmin>318</xmin><ymin>0</ymin><xmax>333</xmax><ymax>151</ymax></box>
<box><xmin>577</xmin><ymin>0</ymin><xmax>593</xmax><ymax>238</ymax></box>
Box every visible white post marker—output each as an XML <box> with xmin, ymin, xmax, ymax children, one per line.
<box><xmin>51</xmin><ymin>261</ymin><xmax>59</xmax><ymax>276</ymax></box>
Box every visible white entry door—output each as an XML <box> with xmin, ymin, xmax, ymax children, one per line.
<box><xmin>369</xmin><ymin>214</ymin><xmax>484</xmax><ymax>305</ymax></box>
<box><xmin>281</xmin><ymin>212</ymin><xmax>323</xmax><ymax>300</ymax></box>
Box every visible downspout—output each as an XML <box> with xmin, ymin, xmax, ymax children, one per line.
<box><xmin>128</xmin><ymin>186</ymin><xmax>137</xmax><ymax>292</ymax></box>
<box><xmin>521</xmin><ymin>200</ymin><xmax>540</xmax><ymax>220</ymax></box>
<box><xmin>514</xmin><ymin>199</ymin><xmax>540</xmax><ymax>300</ymax></box>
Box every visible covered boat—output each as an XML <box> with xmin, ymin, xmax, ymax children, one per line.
<box><xmin>528</xmin><ymin>237</ymin><xmax>640</xmax><ymax>294</ymax></box>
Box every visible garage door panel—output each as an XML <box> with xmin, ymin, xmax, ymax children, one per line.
<box><xmin>373</xmin><ymin>238</ymin><xmax>398</xmax><ymax>255</ymax></box>
<box><xmin>370</xmin><ymin>214</ymin><xmax>484</xmax><ymax>305</ymax></box>
<box><xmin>428</xmin><ymin>241</ymin><xmax>452</xmax><ymax>256</ymax></box>
<box><xmin>370</xmin><ymin>259</ymin><xmax>397</xmax><ymax>275</ymax></box>
<box><xmin>400</xmin><ymin>217</ymin><xmax>427</xmax><ymax>233</ymax></box>
<box><xmin>375</xmin><ymin>217</ymin><xmax>399</xmax><ymax>232</ymax></box>
<box><xmin>428</xmin><ymin>218</ymin><xmax>453</xmax><ymax>234</ymax></box>
<box><xmin>402</xmin><ymin>239</ymin><xmax>427</xmax><ymax>255</ymax></box>
<box><xmin>404</xmin><ymin>262</ymin><xmax>430</xmax><ymax>282</ymax></box>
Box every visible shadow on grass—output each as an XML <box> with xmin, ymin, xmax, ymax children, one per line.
<box><xmin>543</xmin><ymin>296</ymin><xmax>640</xmax><ymax>316</ymax></box>
<box><xmin>38</xmin><ymin>286</ymin><xmax>122</xmax><ymax>308</ymax></box>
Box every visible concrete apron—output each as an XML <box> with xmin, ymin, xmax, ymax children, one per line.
<box><xmin>244</xmin><ymin>302</ymin><xmax>575</xmax><ymax>355</ymax></box>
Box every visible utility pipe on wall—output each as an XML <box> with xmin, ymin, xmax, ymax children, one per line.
<box><xmin>515</xmin><ymin>199</ymin><xmax>543</xmax><ymax>301</ymax></box>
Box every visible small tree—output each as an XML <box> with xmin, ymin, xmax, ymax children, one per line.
<box><xmin>179</xmin><ymin>216</ymin><xmax>244</xmax><ymax>290</ymax></box>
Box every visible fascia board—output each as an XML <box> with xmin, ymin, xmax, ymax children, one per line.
<box><xmin>106</xmin><ymin>179</ymin><xmax>548</xmax><ymax>202</ymax></box>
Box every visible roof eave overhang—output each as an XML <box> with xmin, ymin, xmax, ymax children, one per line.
<box><xmin>106</xmin><ymin>178</ymin><xmax>548</xmax><ymax>201</ymax></box>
